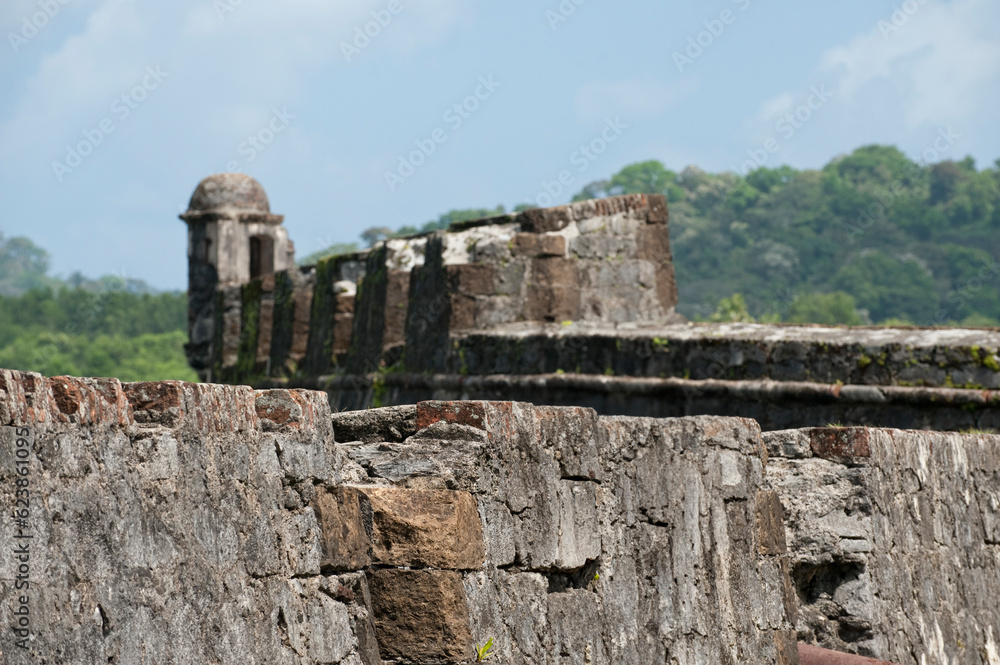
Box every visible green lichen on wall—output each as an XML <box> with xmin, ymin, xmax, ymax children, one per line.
<box><xmin>233</xmin><ymin>280</ymin><xmax>262</xmax><ymax>382</ymax></box>
<box><xmin>970</xmin><ymin>345</ymin><xmax>1000</xmax><ymax>371</ymax></box>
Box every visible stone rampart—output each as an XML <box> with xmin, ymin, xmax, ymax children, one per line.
<box><xmin>0</xmin><ymin>370</ymin><xmax>798</xmax><ymax>664</ymax></box>
<box><xmin>764</xmin><ymin>426</ymin><xmax>1000</xmax><ymax>665</ymax></box>
<box><xmin>197</xmin><ymin>194</ymin><xmax>679</xmax><ymax>386</ymax></box>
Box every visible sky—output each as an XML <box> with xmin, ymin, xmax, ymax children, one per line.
<box><xmin>1</xmin><ymin>0</ymin><xmax>999</xmax><ymax>291</ymax></box>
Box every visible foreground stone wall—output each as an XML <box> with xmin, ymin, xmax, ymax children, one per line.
<box><xmin>0</xmin><ymin>370</ymin><xmax>377</xmax><ymax>665</ymax></box>
<box><xmin>0</xmin><ymin>370</ymin><xmax>794</xmax><ymax>664</ymax></box>
<box><xmin>334</xmin><ymin>401</ymin><xmax>797</xmax><ymax>664</ymax></box>
<box><xmin>764</xmin><ymin>426</ymin><xmax>1000</xmax><ymax>665</ymax></box>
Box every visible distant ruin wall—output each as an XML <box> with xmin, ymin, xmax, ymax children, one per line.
<box><xmin>196</xmin><ymin>193</ymin><xmax>679</xmax><ymax>385</ymax></box>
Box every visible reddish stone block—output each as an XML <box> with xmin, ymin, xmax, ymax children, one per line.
<box><xmin>124</xmin><ymin>381</ymin><xmax>183</xmax><ymax>415</ymax></box>
<box><xmin>368</xmin><ymin>569</ymin><xmax>474</xmax><ymax>664</ymax></box>
<box><xmin>416</xmin><ymin>401</ymin><xmax>488</xmax><ymax>431</ymax></box>
<box><xmin>49</xmin><ymin>377</ymin><xmax>82</xmax><ymax>415</ymax></box>
<box><xmin>810</xmin><ymin>428</ymin><xmax>871</xmax><ymax>465</ymax></box>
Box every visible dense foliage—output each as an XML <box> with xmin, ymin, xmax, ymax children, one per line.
<box><xmin>0</xmin><ymin>235</ymin><xmax>195</xmax><ymax>381</ymax></box>
<box><xmin>571</xmin><ymin>148</ymin><xmax>1000</xmax><ymax>325</ymax></box>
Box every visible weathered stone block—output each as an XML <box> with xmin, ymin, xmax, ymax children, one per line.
<box><xmin>518</xmin><ymin>206</ymin><xmax>571</xmax><ymax>233</ymax></box>
<box><xmin>532</xmin><ymin>257</ymin><xmax>578</xmax><ymax>287</ymax></box>
<box><xmin>646</xmin><ymin>193</ymin><xmax>669</xmax><ymax>223</ymax></box>
<box><xmin>312</xmin><ymin>486</ymin><xmax>371</xmax><ymax>571</ymax></box>
<box><xmin>447</xmin><ymin>263</ymin><xmax>494</xmax><ymax>296</ymax></box>
<box><xmin>809</xmin><ymin>428</ymin><xmax>871</xmax><ymax>465</ymax></box>
<box><xmin>510</xmin><ymin>233</ymin><xmax>566</xmax><ymax>257</ymax></box>
<box><xmin>525</xmin><ymin>285</ymin><xmax>580</xmax><ymax>322</ymax></box>
<box><xmin>756</xmin><ymin>490</ymin><xmax>787</xmax><ymax>555</ymax></box>
<box><xmin>368</xmin><ymin>569</ymin><xmax>474</xmax><ymax>664</ymax></box>
<box><xmin>448</xmin><ymin>293</ymin><xmax>477</xmax><ymax>331</ymax></box>
<box><xmin>361</xmin><ymin>487</ymin><xmax>485</xmax><ymax>569</ymax></box>
<box><xmin>416</xmin><ymin>401</ymin><xmax>488</xmax><ymax>431</ymax></box>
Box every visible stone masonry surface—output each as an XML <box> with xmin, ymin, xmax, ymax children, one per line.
<box><xmin>0</xmin><ymin>369</ymin><xmax>803</xmax><ymax>664</ymax></box>
<box><xmin>764</xmin><ymin>426</ymin><xmax>1000</xmax><ymax>665</ymax></box>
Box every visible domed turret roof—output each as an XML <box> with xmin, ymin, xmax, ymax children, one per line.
<box><xmin>186</xmin><ymin>173</ymin><xmax>270</xmax><ymax>214</ymax></box>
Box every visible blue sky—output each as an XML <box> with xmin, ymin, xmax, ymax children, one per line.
<box><xmin>2</xmin><ymin>0</ymin><xmax>998</xmax><ymax>290</ymax></box>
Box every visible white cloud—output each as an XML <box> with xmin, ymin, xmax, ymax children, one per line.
<box><xmin>574</xmin><ymin>78</ymin><xmax>698</xmax><ymax>126</ymax></box>
<box><xmin>0</xmin><ymin>0</ymin><xmax>464</xmax><ymax>177</ymax></box>
<box><xmin>756</xmin><ymin>0</ymin><xmax>1000</xmax><ymax>132</ymax></box>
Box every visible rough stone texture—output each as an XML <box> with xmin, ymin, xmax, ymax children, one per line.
<box><xmin>196</xmin><ymin>193</ymin><xmax>681</xmax><ymax>384</ymax></box>
<box><xmin>361</xmin><ymin>487</ymin><xmax>485</xmax><ymax>569</ymax></box>
<box><xmin>764</xmin><ymin>426</ymin><xmax>1000</xmax><ymax>665</ymax></box>
<box><xmin>313</xmin><ymin>369</ymin><xmax>1000</xmax><ymax>433</ymax></box>
<box><xmin>369</xmin><ymin>570</ymin><xmax>474</xmax><ymax>663</ymax></box>
<box><xmin>0</xmin><ymin>371</ymin><xmax>800</xmax><ymax>664</ymax></box>
<box><xmin>0</xmin><ymin>370</ymin><xmax>372</xmax><ymax>665</ymax></box>
<box><xmin>443</xmin><ymin>322</ymin><xmax>1000</xmax><ymax>389</ymax></box>
<box><xmin>345</xmin><ymin>400</ymin><xmax>797</xmax><ymax>664</ymax></box>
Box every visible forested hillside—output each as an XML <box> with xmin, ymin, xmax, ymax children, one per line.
<box><xmin>575</xmin><ymin>146</ymin><xmax>1000</xmax><ymax>325</ymax></box>
<box><xmin>0</xmin><ymin>235</ymin><xmax>194</xmax><ymax>381</ymax></box>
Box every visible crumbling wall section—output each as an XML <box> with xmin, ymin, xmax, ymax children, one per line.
<box><xmin>764</xmin><ymin>426</ymin><xmax>1000</xmax><ymax>665</ymax></box>
<box><xmin>203</xmin><ymin>194</ymin><xmax>679</xmax><ymax>383</ymax></box>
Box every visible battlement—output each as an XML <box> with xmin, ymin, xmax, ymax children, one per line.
<box><xmin>186</xmin><ymin>189</ymin><xmax>678</xmax><ymax>383</ymax></box>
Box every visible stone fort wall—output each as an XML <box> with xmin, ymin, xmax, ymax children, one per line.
<box><xmin>0</xmin><ymin>369</ymin><xmax>998</xmax><ymax>663</ymax></box>
<box><xmin>182</xmin><ymin>176</ymin><xmax>1000</xmax><ymax>432</ymax></box>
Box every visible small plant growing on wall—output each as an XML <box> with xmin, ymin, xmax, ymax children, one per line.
<box><xmin>475</xmin><ymin>637</ymin><xmax>494</xmax><ymax>661</ymax></box>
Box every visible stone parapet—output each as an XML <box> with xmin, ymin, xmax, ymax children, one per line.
<box><xmin>0</xmin><ymin>369</ymin><xmax>799</xmax><ymax>664</ymax></box>
<box><xmin>764</xmin><ymin>426</ymin><xmax>1000</xmax><ymax>665</ymax></box>
<box><xmin>197</xmin><ymin>194</ymin><xmax>680</xmax><ymax>386</ymax></box>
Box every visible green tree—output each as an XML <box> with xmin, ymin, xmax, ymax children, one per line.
<box><xmin>833</xmin><ymin>252</ymin><xmax>937</xmax><ymax>323</ymax></box>
<box><xmin>707</xmin><ymin>294</ymin><xmax>755</xmax><ymax>323</ymax></box>
<box><xmin>0</xmin><ymin>233</ymin><xmax>54</xmax><ymax>296</ymax></box>
<box><xmin>785</xmin><ymin>292</ymin><xmax>864</xmax><ymax>326</ymax></box>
